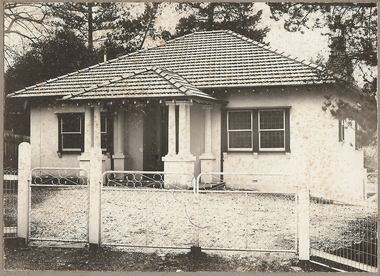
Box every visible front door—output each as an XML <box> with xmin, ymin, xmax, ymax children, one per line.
<box><xmin>143</xmin><ymin>103</ymin><xmax>168</xmax><ymax>171</ymax></box>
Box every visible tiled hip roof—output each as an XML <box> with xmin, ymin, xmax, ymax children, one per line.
<box><xmin>9</xmin><ymin>30</ymin><xmax>334</xmax><ymax>99</ymax></box>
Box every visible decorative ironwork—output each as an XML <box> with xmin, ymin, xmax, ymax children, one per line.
<box><xmin>103</xmin><ymin>171</ymin><xmax>195</xmax><ymax>190</ymax></box>
<box><xmin>29</xmin><ymin>167</ymin><xmax>89</xmax><ymax>243</ymax></box>
<box><xmin>31</xmin><ymin>167</ymin><xmax>88</xmax><ymax>186</ymax></box>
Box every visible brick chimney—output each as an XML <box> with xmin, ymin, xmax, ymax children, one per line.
<box><xmin>327</xmin><ymin>36</ymin><xmax>353</xmax><ymax>80</ymax></box>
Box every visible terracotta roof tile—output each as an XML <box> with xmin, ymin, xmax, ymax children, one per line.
<box><xmin>9</xmin><ymin>30</ymin><xmax>333</xmax><ymax>99</ymax></box>
<box><xmin>63</xmin><ymin>67</ymin><xmax>218</xmax><ymax>101</ymax></box>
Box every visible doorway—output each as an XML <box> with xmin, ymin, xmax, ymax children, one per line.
<box><xmin>143</xmin><ymin>102</ymin><xmax>168</xmax><ymax>171</ymax></box>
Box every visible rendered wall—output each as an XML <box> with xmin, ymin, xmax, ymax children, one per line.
<box><xmin>30</xmin><ymin>104</ymin><xmax>112</xmax><ymax>171</ymax></box>
<box><xmin>219</xmin><ymin>86</ymin><xmax>364</xmax><ymax>203</ymax></box>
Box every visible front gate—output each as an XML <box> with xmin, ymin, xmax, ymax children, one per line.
<box><xmin>100</xmin><ymin>171</ymin><xmax>297</xmax><ymax>253</ymax></box>
<box><xmin>101</xmin><ymin>171</ymin><xmax>196</xmax><ymax>249</ymax></box>
<box><xmin>29</xmin><ymin>167</ymin><xmax>89</xmax><ymax>243</ymax></box>
<box><xmin>195</xmin><ymin>172</ymin><xmax>297</xmax><ymax>253</ymax></box>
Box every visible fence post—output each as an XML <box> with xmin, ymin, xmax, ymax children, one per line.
<box><xmin>89</xmin><ymin>147</ymin><xmax>102</xmax><ymax>250</ymax></box>
<box><xmin>17</xmin><ymin>142</ymin><xmax>31</xmax><ymax>245</ymax></box>
<box><xmin>298</xmin><ymin>185</ymin><xmax>310</xmax><ymax>262</ymax></box>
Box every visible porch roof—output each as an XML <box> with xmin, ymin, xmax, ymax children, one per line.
<box><xmin>9</xmin><ymin>30</ymin><xmax>334</xmax><ymax>99</ymax></box>
<box><xmin>62</xmin><ymin>67</ymin><xmax>219</xmax><ymax>101</ymax></box>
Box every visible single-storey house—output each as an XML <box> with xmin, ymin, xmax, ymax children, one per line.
<box><xmin>8</xmin><ymin>30</ymin><xmax>365</xmax><ymax>202</ymax></box>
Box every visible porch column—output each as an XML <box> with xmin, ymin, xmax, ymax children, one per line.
<box><xmin>166</xmin><ymin>101</ymin><xmax>176</xmax><ymax>157</ymax></box>
<box><xmin>92</xmin><ymin>104</ymin><xmax>101</xmax><ymax>149</ymax></box>
<box><xmin>162</xmin><ymin>100</ymin><xmax>195</xmax><ymax>189</ymax></box>
<box><xmin>84</xmin><ymin>105</ymin><xmax>92</xmax><ymax>152</ymax></box>
<box><xmin>113</xmin><ymin>109</ymin><xmax>127</xmax><ymax>170</ymax></box>
<box><xmin>78</xmin><ymin>105</ymin><xmax>93</xmax><ymax>174</ymax></box>
<box><xmin>199</xmin><ymin>105</ymin><xmax>216</xmax><ymax>182</ymax></box>
<box><xmin>178</xmin><ymin>101</ymin><xmax>192</xmax><ymax>157</ymax></box>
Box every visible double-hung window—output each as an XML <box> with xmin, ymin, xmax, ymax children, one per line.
<box><xmin>58</xmin><ymin>113</ymin><xmax>84</xmax><ymax>153</ymax></box>
<box><xmin>227</xmin><ymin>111</ymin><xmax>253</xmax><ymax>151</ymax></box>
<box><xmin>58</xmin><ymin>112</ymin><xmax>113</xmax><ymax>154</ymax></box>
<box><xmin>259</xmin><ymin>110</ymin><xmax>285</xmax><ymax>151</ymax></box>
<box><xmin>226</xmin><ymin>108</ymin><xmax>290</xmax><ymax>152</ymax></box>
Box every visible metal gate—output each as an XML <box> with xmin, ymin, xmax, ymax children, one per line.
<box><xmin>100</xmin><ymin>171</ymin><xmax>296</xmax><ymax>253</ymax></box>
<box><xmin>29</xmin><ymin>167</ymin><xmax>89</xmax><ymax>243</ymax></box>
<box><xmin>3</xmin><ymin>169</ymin><xmax>18</xmax><ymax>236</ymax></box>
<box><xmin>101</xmin><ymin>171</ymin><xmax>197</xmax><ymax>249</ymax></box>
<box><xmin>195</xmin><ymin>172</ymin><xmax>297</xmax><ymax>253</ymax></box>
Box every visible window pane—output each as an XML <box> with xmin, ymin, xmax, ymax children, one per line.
<box><xmin>229</xmin><ymin>131</ymin><xmax>252</xmax><ymax>148</ymax></box>
<box><xmin>62</xmin><ymin>114</ymin><xmax>81</xmax><ymax>132</ymax></box>
<box><xmin>228</xmin><ymin>112</ymin><xmax>251</xmax><ymax>130</ymax></box>
<box><xmin>260</xmin><ymin>111</ymin><xmax>284</xmax><ymax>130</ymax></box>
<box><xmin>62</xmin><ymin>134</ymin><xmax>82</xmax><ymax>150</ymax></box>
<box><xmin>260</xmin><ymin>131</ymin><xmax>284</xmax><ymax>148</ymax></box>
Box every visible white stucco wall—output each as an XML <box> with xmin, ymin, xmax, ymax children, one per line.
<box><xmin>218</xmin><ymin>86</ymin><xmax>364</xmax><ymax>203</ymax></box>
<box><xmin>30</xmin><ymin>104</ymin><xmax>112</xmax><ymax>170</ymax></box>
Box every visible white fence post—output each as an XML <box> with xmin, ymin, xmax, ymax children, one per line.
<box><xmin>17</xmin><ymin>142</ymin><xmax>31</xmax><ymax>244</ymax></box>
<box><xmin>298</xmin><ymin>186</ymin><xmax>310</xmax><ymax>261</ymax></box>
<box><xmin>89</xmin><ymin>147</ymin><xmax>102</xmax><ymax>250</ymax></box>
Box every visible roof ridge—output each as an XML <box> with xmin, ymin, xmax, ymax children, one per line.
<box><xmin>224</xmin><ymin>29</ymin><xmax>324</xmax><ymax>72</ymax></box>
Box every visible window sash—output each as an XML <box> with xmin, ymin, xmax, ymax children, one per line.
<box><xmin>59</xmin><ymin>113</ymin><xmax>84</xmax><ymax>152</ymax></box>
<box><xmin>227</xmin><ymin>111</ymin><xmax>253</xmax><ymax>150</ymax></box>
<box><xmin>225</xmin><ymin>108</ymin><xmax>290</xmax><ymax>152</ymax></box>
<box><xmin>258</xmin><ymin>110</ymin><xmax>285</xmax><ymax>151</ymax></box>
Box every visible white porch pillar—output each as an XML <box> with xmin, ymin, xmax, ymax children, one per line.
<box><xmin>199</xmin><ymin>105</ymin><xmax>216</xmax><ymax>182</ymax></box>
<box><xmin>178</xmin><ymin>101</ymin><xmax>192</xmax><ymax>157</ymax></box>
<box><xmin>84</xmin><ymin>106</ymin><xmax>92</xmax><ymax>152</ymax></box>
<box><xmin>162</xmin><ymin>100</ymin><xmax>195</xmax><ymax>189</ymax></box>
<box><xmin>78</xmin><ymin>105</ymin><xmax>93</xmax><ymax>174</ymax></box>
<box><xmin>166</xmin><ymin>101</ymin><xmax>176</xmax><ymax>157</ymax></box>
<box><xmin>93</xmin><ymin>104</ymin><xmax>101</xmax><ymax>149</ymax></box>
<box><xmin>112</xmin><ymin>109</ymin><xmax>127</xmax><ymax>170</ymax></box>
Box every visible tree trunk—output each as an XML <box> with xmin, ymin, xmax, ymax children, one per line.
<box><xmin>88</xmin><ymin>2</ymin><xmax>93</xmax><ymax>50</ymax></box>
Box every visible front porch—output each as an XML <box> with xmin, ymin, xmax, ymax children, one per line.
<box><xmin>74</xmin><ymin>98</ymin><xmax>221</xmax><ymax>186</ymax></box>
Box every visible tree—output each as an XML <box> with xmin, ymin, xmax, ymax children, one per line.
<box><xmin>104</xmin><ymin>3</ymin><xmax>165</xmax><ymax>52</ymax></box>
<box><xmin>4</xmin><ymin>2</ymin><xmax>50</xmax><ymax>67</ymax></box>
<box><xmin>46</xmin><ymin>2</ymin><xmax>120</xmax><ymax>50</ymax></box>
<box><xmin>269</xmin><ymin>3</ymin><xmax>377</xmax><ymax>146</ymax></box>
<box><xmin>174</xmin><ymin>3</ymin><xmax>269</xmax><ymax>43</ymax></box>
<box><xmin>4</xmin><ymin>29</ymin><xmax>98</xmax><ymax>135</ymax></box>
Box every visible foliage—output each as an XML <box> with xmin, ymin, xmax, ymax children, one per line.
<box><xmin>4</xmin><ymin>3</ymin><xmax>50</xmax><ymax>67</ymax></box>
<box><xmin>269</xmin><ymin>2</ymin><xmax>377</xmax><ymax>146</ymax></box>
<box><xmin>46</xmin><ymin>2</ymin><xmax>120</xmax><ymax>50</ymax></box>
<box><xmin>4</xmin><ymin>29</ymin><xmax>99</xmax><ymax>135</ymax></box>
<box><xmin>174</xmin><ymin>2</ymin><xmax>269</xmax><ymax>42</ymax></box>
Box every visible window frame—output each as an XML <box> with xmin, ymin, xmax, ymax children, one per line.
<box><xmin>57</xmin><ymin>113</ymin><xmax>85</xmax><ymax>153</ymax></box>
<box><xmin>258</xmin><ymin>109</ymin><xmax>286</xmax><ymax>151</ymax></box>
<box><xmin>227</xmin><ymin>110</ymin><xmax>253</xmax><ymax>151</ymax></box>
<box><xmin>225</xmin><ymin>107</ymin><xmax>290</xmax><ymax>153</ymax></box>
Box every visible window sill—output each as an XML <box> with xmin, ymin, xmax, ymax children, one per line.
<box><xmin>57</xmin><ymin>151</ymin><xmax>82</xmax><ymax>158</ymax></box>
<box><xmin>226</xmin><ymin>150</ymin><xmax>290</xmax><ymax>154</ymax></box>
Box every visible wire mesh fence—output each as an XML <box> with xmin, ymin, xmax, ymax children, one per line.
<box><xmin>101</xmin><ymin>171</ymin><xmax>297</xmax><ymax>252</ymax></box>
<box><xmin>29</xmin><ymin>168</ymin><xmax>89</xmax><ymax>243</ymax></box>
<box><xmin>3</xmin><ymin>169</ymin><xmax>18</xmax><ymax>236</ymax></box>
<box><xmin>195</xmin><ymin>173</ymin><xmax>297</xmax><ymax>252</ymax></box>
<box><xmin>310</xmin><ymin>195</ymin><xmax>378</xmax><ymax>272</ymax></box>
<box><xmin>101</xmin><ymin>171</ymin><xmax>197</xmax><ymax>248</ymax></box>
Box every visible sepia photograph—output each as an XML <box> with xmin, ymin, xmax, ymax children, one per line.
<box><xmin>2</xmin><ymin>1</ymin><xmax>378</xmax><ymax>273</ymax></box>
